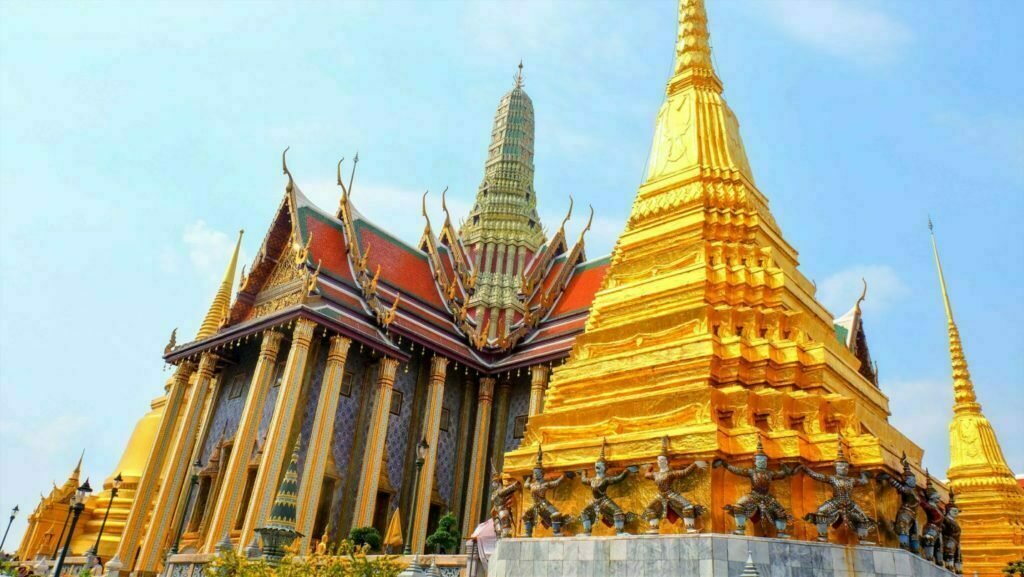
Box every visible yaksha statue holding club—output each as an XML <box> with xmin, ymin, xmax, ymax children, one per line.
<box><xmin>876</xmin><ymin>453</ymin><xmax>921</xmax><ymax>552</ymax></box>
<box><xmin>716</xmin><ymin>435</ymin><xmax>794</xmax><ymax>537</ymax></box>
<box><xmin>942</xmin><ymin>489</ymin><xmax>963</xmax><ymax>574</ymax></box>
<box><xmin>579</xmin><ymin>439</ymin><xmax>638</xmax><ymax>536</ymax></box>
<box><xmin>489</xmin><ymin>461</ymin><xmax>520</xmax><ymax>539</ymax></box>
<box><xmin>642</xmin><ymin>436</ymin><xmax>707</xmax><ymax>534</ymax></box>
<box><xmin>920</xmin><ymin>473</ymin><xmax>946</xmax><ymax>565</ymax></box>
<box><xmin>522</xmin><ymin>445</ymin><xmax>574</xmax><ymax>537</ymax></box>
<box><xmin>799</xmin><ymin>438</ymin><xmax>877</xmax><ymax>543</ymax></box>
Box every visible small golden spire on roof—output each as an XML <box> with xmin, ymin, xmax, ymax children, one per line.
<box><xmin>196</xmin><ymin>229</ymin><xmax>244</xmax><ymax>340</ymax></box>
<box><xmin>515</xmin><ymin>60</ymin><xmax>524</xmax><ymax>88</ymax></box>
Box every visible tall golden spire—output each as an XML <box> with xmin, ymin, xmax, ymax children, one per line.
<box><xmin>928</xmin><ymin>219</ymin><xmax>980</xmax><ymax>414</ymax></box>
<box><xmin>196</xmin><ymin>229</ymin><xmax>244</xmax><ymax>340</ymax></box>
<box><xmin>673</xmin><ymin>0</ymin><xmax>720</xmax><ymax>90</ymax></box>
<box><xmin>644</xmin><ymin>0</ymin><xmax>754</xmax><ymax>187</ymax></box>
<box><xmin>930</xmin><ymin>219</ymin><xmax>1024</xmax><ymax>576</ymax></box>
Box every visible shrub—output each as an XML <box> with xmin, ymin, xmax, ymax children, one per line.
<box><xmin>425</xmin><ymin>513</ymin><xmax>459</xmax><ymax>555</ymax></box>
<box><xmin>347</xmin><ymin>527</ymin><xmax>382</xmax><ymax>553</ymax></box>
<box><xmin>208</xmin><ymin>543</ymin><xmax>402</xmax><ymax>577</ymax></box>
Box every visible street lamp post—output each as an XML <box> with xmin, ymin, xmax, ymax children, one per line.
<box><xmin>53</xmin><ymin>480</ymin><xmax>92</xmax><ymax>577</ymax></box>
<box><xmin>403</xmin><ymin>438</ymin><xmax>429</xmax><ymax>556</ymax></box>
<box><xmin>51</xmin><ymin>505</ymin><xmax>74</xmax><ymax>560</ymax></box>
<box><xmin>0</xmin><ymin>505</ymin><xmax>18</xmax><ymax>552</ymax></box>
<box><xmin>86</xmin><ymin>473</ymin><xmax>122</xmax><ymax>559</ymax></box>
<box><xmin>169</xmin><ymin>460</ymin><xmax>202</xmax><ymax>557</ymax></box>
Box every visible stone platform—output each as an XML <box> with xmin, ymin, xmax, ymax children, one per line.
<box><xmin>488</xmin><ymin>534</ymin><xmax>956</xmax><ymax>577</ymax></box>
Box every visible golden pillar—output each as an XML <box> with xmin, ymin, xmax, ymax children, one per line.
<box><xmin>107</xmin><ymin>362</ymin><xmax>195</xmax><ymax>576</ymax></box>
<box><xmin>351</xmin><ymin>357</ymin><xmax>401</xmax><ymax>529</ymax></box>
<box><xmin>527</xmin><ymin>365</ymin><xmax>549</xmax><ymax>417</ymax></box>
<box><xmin>460</xmin><ymin>377</ymin><xmax>495</xmax><ymax>537</ymax></box>
<box><xmin>201</xmin><ymin>331</ymin><xmax>284</xmax><ymax>551</ymax></box>
<box><xmin>490</xmin><ymin>381</ymin><xmax>512</xmax><ymax>472</ymax></box>
<box><xmin>237</xmin><ymin>318</ymin><xmax>318</xmax><ymax>550</ymax></box>
<box><xmin>137</xmin><ymin>352</ymin><xmax>219</xmax><ymax>573</ymax></box>
<box><xmin>294</xmin><ymin>335</ymin><xmax>352</xmax><ymax>552</ymax></box>
<box><xmin>410</xmin><ymin>356</ymin><xmax>449</xmax><ymax>553</ymax></box>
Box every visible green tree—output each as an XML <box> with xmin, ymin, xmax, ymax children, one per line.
<box><xmin>348</xmin><ymin>527</ymin><xmax>382</xmax><ymax>552</ymax></box>
<box><xmin>1004</xmin><ymin>559</ymin><xmax>1024</xmax><ymax>576</ymax></box>
<box><xmin>425</xmin><ymin>513</ymin><xmax>459</xmax><ymax>555</ymax></box>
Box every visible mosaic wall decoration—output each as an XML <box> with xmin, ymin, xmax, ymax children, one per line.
<box><xmin>503</xmin><ymin>379</ymin><xmax>531</xmax><ymax>453</ymax></box>
<box><xmin>384</xmin><ymin>358</ymin><xmax>421</xmax><ymax>506</ymax></box>
<box><xmin>435</xmin><ymin>371</ymin><xmax>465</xmax><ymax>506</ymax></box>
<box><xmin>295</xmin><ymin>342</ymin><xmax>329</xmax><ymax>476</ymax></box>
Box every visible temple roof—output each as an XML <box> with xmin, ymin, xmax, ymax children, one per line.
<box><xmin>165</xmin><ymin>160</ymin><xmax>608</xmax><ymax>373</ymax></box>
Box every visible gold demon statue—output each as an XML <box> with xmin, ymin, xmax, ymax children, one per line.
<box><xmin>798</xmin><ymin>439</ymin><xmax>876</xmax><ymax>543</ymax></box>
<box><xmin>578</xmin><ymin>439</ymin><xmax>638</xmax><ymax>536</ymax></box>
<box><xmin>642</xmin><ymin>436</ymin><xmax>707</xmax><ymax>534</ymax></box>
<box><xmin>716</xmin><ymin>435</ymin><xmax>794</xmax><ymax>537</ymax></box>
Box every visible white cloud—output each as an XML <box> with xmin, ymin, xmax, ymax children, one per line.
<box><xmin>817</xmin><ymin>264</ymin><xmax>909</xmax><ymax>317</ymax></box>
<box><xmin>884</xmin><ymin>379</ymin><xmax>953</xmax><ymax>474</ymax></box>
<box><xmin>182</xmin><ymin>220</ymin><xmax>247</xmax><ymax>284</ymax></box>
<box><xmin>758</xmin><ymin>0</ymin><xmax>912</xmax><ymax>65</ymax></box>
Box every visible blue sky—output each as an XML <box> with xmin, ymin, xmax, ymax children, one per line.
<box><xmin>1</xmin><ymin>0</ymin><xmax>1021</xmax><ymax>546</ymax></box>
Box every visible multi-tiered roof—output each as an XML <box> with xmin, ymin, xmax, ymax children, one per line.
<box><xmin>164</xmin><ymin>71</ymin><xmax>608</xmax><ymax>373</ymax></box>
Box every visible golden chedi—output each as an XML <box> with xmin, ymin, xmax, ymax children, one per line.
<box><xmin>505</xmin><ymin>0</ymin><xmax>938</xmax><ymax>545</ymax></box>
<box><xmin>930</xmin><ymin>223</ymin><xmax>1024</xmax><ymax>576</ymax></box>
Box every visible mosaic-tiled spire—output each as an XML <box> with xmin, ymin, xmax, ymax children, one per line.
<box><xmin>267</xmin><ymin>436</ymin><xmax>301</xmax><ymax>531</ymax></box>
<box><xmin>460</xmin><ymin>63</ymin><xmax>546</xmax><ymax>339</ymax></box>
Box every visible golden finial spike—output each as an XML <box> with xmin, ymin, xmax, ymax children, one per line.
<box><xmin>348</xmin><ymin>151</ymin><xmax>359</xmax><ymax>197</ymax></box>
<box><xmin>674</xmin><ymin>0</ymin><xmax>719</xmax><ymax>83</ymax></box>
<box><xmin>559</xmin><ymin>196</ymin><xmax>574</xmax><ymax>232</ymax></box>
<box><xmin>929</xmin><ymin>220</ymin><xmax>980</xmax><ymax>413</ymax></box>
<box><xmin>282</xmin><ymin>146</ymin><xmax>292</xmax><ymax>186</ymax></box>
<box><xmin>164</xmin><ymin>328</ymin><xmax>178</xmax><ymax>355</ymax></box>
<box><xmin>74</xmin><ymin>449</ymin><xmax>85</xmax><ymax>475</ymax></box>
<box><xmin>336</xmin><ymin>157</ymin><xmax>349</xmax><ymax>204</ymax></box>
<box><xmin>929</xmin><ymin>219</ymin><xmax>955</xmax><ymax>324</ymax></box>
<box><xmin>515</xmin><ymin>60</ymin><xmax>524</xmax><ymax>88</ymax></box>
<box><xmin>197</xmin><ymin>229</ymin><xmax>244</xmax><ymax>340</ymax></box>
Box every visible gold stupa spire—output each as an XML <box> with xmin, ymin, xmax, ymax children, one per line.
<box><xmin>928</xmin><ymin>219</ymin><xmax>980</xmax><ymax>414</ymax></box>
<box><xmin>929</xmin><ymin>219</ymin><xmax>1024</xmax><ymax>576</ymax></box>
<box><xmin>645</xmin><ymin>0</ymin><xmax>755</xmax><ymax>188</ymax></box>
<box><xmin>196</xmin><ymin>229</ymin><xmax>244</xmax><ymax>340</ymax></box>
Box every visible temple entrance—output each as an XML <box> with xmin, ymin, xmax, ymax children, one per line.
<box><xmin>370</xmin><ymin>491</ymin><xmax>392</xmax><ymax>539</ymax></box>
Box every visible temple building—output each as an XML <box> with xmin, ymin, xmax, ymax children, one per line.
<box><xmin>14</xmin><ymin>1</ymin><xmax>1021</xmax><ymax>577</ymax></box>
<box><xmin>17</xmin><ymin>58</ymin><xmax>610</xmax><ymax>574</ymax></box>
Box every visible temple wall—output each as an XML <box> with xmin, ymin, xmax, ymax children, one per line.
<box><xmin>503</xmin><ymin>378</ymin><xmax>531</xmax><ymax>454</ymax></box>
<box><xmin>434</xmin><ymin>370</ymin><xmax>466</xmax><ymax>508</ymax></box>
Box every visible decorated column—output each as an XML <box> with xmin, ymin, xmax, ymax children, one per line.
<box><xmin>293</xmin><ymin>335</ymin><xmax>352</xmax><ymax>552</ymax></box>
<box><xmin>106</xmin><ymin>362</ymin><xmax>195</xmax><ymax>576</ymax></box>
<box><xmin>527</xmin><ymin>365</ymin><xmax>549</xmax><ymax>417</ymax></box>
<box><xmin>490</xmin><ymin>382</ymin><xmax>512</xmax><ymax>473</ymax></box>
<box><xmin>201</xmin><ymin>330</ymin><xmax>284</xmax><ymax>551</ymax></box>
<box><xmin>137</xmin><ymin>352</ymin><xmax>219</xmax><ymax>572</ymax></box>
<box><xmin>410</xmin><ymin>356</ymin><xmax>449</xmax><ymax>553</ymax></box>
<box><xmin>460</xmin><ymin>377</ymin><xmax>495</xmax><ymax>537</ymax></box>
<box><xmin>351</xmin><ymin>357</ymin><xmax>401</xmax><ymax>529</ymax></box>
<box><xmin>238</xmin><ymin>318</ymin><xmax>318</xmax><ymax>550</ymax></box>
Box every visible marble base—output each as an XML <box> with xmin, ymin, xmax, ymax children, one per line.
<box><xmin>488</xmin><ymin>534</ymin><xmax>956</xmax><ymax>577</ymax></box>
